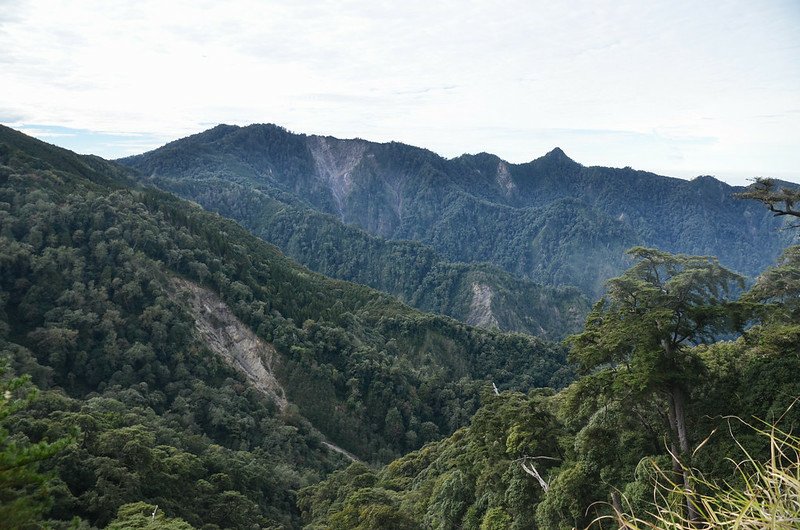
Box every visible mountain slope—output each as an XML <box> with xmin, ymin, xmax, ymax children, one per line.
<box><xmin>121</xmin><ymin>124</ymin><xmax>794</xmax><ymax>297</ymax></box>
<box><xmin>0</xmin><ymin>125</ymin><xmax>570</xmax><ymax>527</ymax></box>
<box><xmin>298</xmin><ymin>249</ymin><xmax>800</xmax><ymax>530</ymax></box>
<box><xmin>148</xmin><ymin>173</ymin><xmax>588</xmax><ymax>337</ymax></box>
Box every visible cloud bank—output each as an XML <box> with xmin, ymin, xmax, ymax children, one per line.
<box><xmin>1</xmin><ymin>0</ymin><xmax>798</xmax><ymax>183</ymax></box>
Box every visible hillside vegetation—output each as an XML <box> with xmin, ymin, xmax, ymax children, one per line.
<box><xmin>0</xmin><ymin>126</ymin><xmax>569</xmax><ymax>528</ymax></box>
<box><xmin>121</xmin><ymin>124</ymin><xmax>794</xmax><ymax>300</ymax></box>
<box><xmin>299</xmin><ymin>246</ymin><xmax>800</xmax><ymax>529</ymax></box>
<box><xmin>151</xmin><ymin>174</ymin><xmax>588</xmax><ymax>338</ymax></box>
<box><xmin>2</xmin><ymin>125</ymin><xmax>797</xmax><ymax>529</ymax></box>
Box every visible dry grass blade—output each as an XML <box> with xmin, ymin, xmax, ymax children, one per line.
<box><xmin>589</xmin><ymin>413</ymin><xmax>800</xmax><ymax>529</ymax></box>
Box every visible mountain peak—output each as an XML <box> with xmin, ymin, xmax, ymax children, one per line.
<box><xmin>536</xmin><ymin>147</ymin><xmax>578</xmax><ymax>166</ymax></box>
<box><xmin>690</xmin><ymin>175</ymin><xmax>728</xmax><ymax>189</ymax></box>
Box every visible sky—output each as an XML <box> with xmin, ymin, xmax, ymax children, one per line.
<box><xmin>1</xmin><ymin>0</ymin><xmax>798</xmax><ymax>185</ymax></box>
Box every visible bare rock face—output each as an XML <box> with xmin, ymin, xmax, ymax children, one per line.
<box><xmin>467</xmin><ymin>282</ymin><xmax>500</xmax><ymax>329</ymax></box>
<box><xmin>495</xmin><ymin>161</ymin><xmax>516</xmax><ymax>195</ymax></box>
<box><xmin>171</xmin><ymin>277</ymin><xmax>288</xmax><ymax>411</ymax></box>
<box><xmin>307</xmin><ymin>136</ymin><xmax>366</xmax><ymax>219</ymax></box>
<box><xmin>172</xmin><ymin>276</ymin><xmax>363</xmax><ymax>462</ymax></box>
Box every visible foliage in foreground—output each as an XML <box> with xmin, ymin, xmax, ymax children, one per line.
<box><xmin>0</xmin><ymin>362</ymin><xmax>73</xmax><ymax>528</ymax></box>
<box><xmin>300</xmin><ymin>246</ymin><xmax>800</xmax><ymax>529</ymax></box>
<box><xmin>608</xmin><ymin>416</ymin><xmax>800</xmax><ymax>529</ymax></box>
<box><xmin>298</xmin><ymin>389</ymin><xmax>562</xmax><ymax>530</ymax></box>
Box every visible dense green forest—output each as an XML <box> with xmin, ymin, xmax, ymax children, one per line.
<box><xmin>2</xmin><ymin>124</ymin><xmax>798</xmax><ymax>529</ymax></box>
<box><xmin>120</xmin><ymin>124</ymin><xmax>794</xmax><ymax>297</ymax></box>
<box><xmin>0</xmin><ymin>126</ymin><xmax>570</xmax><ymax>528</ymax></box>
<box><xmin>299</xmin><ymin>246</ymin><xmax>800</xmax><ymax>529</ymax></box>
<box><xmin>147</xmin><ymin>174</ymin><xmax>588</xmax><ymax>338</ymax></box>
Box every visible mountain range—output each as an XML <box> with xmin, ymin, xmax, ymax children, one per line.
<box><xmin>2</xmin><ymin>124</ymin><xmax>797</xmax><ymax>529</ymax></box>
<box><xmin>0</xmin><ymin>125</ymin><xmax>569</xmax><ymax>527</ymax></box>
<box><xmin>120</xmin><ymin>123</ymin><xmax>794</xmax><ymax>336</ymax></box>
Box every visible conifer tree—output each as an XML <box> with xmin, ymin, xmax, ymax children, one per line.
<box><xmin>0</xmin><ymin>361</ymin><xmax>73</xmax><ymax>527</ymax></box>
<box><xmin>568</xmin><ymin>247</ymin><xmax>743</xmax><ymax>521</ymax></box>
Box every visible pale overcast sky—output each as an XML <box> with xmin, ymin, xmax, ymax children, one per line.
<box><xmin>1</xmin><ymin>0</ymin><xmax>798</xmax><ymax>184</ymax></box>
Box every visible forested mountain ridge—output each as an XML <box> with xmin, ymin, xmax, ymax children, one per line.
<box><xmin>0</xmin><ymin>125</ymin><xmax>570</xmax><ymax>528</ymax></box>
<box><xmin>120</xmin><ymin>123</ymin><xmax>794</xmax><ymax>297</ymax></box>
<box><xmin>3</xmin><ymin>124</ymin><xmax>798</xmax><ymax>529</ymax></box>
<box><xmin>145</xmin><ymin>172</ymin><xmax>589</xmax><ymax>338</ymax></box>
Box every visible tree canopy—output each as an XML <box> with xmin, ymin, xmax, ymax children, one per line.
<box><xmin>735</xmin><ymin>177</ymin><xmax>800</xmax><ymax>219</ymax></box>
<box><xmin>569</xmin><ymin>247</ymin><xmax>744</xmax><ymax>386</ymax></box>
<box><xmin>568</xmin><ymin>247</ymin><xmax>743</xmax><ymax>521</ymax></box>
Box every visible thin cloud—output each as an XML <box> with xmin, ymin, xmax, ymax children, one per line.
<box><xmin>0</xmin><ymin>0</ymin><xmax>797</xmax><ymax>185</ymax></box>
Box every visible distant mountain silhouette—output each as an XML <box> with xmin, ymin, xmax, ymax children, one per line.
<box><xmin>121</xmin><ymin>123</ymin><xmax>795</xmax><ymax>301</ymax></box>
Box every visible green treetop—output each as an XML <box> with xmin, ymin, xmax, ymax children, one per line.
<box><xmin>0</xmin><ymin>361</ymin><xmax>73</xmax><ymax>528</ymax></box>
<box><xmin>567</xmin><ymin>247</ymin><xmax>743</xmax><ymax>521</ymax></box>
<box><xmin>736</xmin><ymin>177</ymin><xmax>800</xmax><ymax>220</ymax></box>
